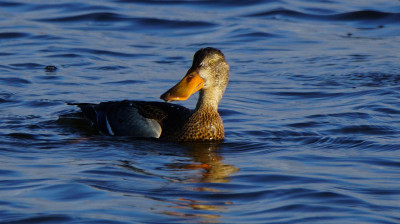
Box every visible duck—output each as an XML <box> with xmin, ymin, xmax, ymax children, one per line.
<box><xmin>71</xmin><ymin>47</ymin><xmax>229</xmax><ymax>142</ymax></box>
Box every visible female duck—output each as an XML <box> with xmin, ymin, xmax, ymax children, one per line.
<box><xmin>73</xmin><ymin>47</ymin><xmax>229</xmax><ymax>142</ymax></box>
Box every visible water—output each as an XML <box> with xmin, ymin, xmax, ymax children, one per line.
<box><xmin>1</xmin><ymin>0</ymin><xmax>400</xmax><ymax>223</ymax></box>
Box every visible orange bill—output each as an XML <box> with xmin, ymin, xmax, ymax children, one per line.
<box><xmin>160</xmin><ymin>70</ymin><xmax>204</xmax><ymax>102</ymax></box>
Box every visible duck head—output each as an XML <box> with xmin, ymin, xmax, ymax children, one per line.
<box><xmin>160</xmin><ymin>47</ymin><xmax>229</xmax><ymax>109</ymax></box>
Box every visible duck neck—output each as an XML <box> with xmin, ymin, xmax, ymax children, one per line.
<box><xmin>195</xmin><ymin>89</ymin><xmax>221</xmax><ymax>112</ymax></box>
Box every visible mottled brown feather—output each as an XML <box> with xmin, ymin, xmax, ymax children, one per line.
<box><xmin>134</xmin><ymin>102</ymin><xmax>224</xmax><ymax>142</ymax></box>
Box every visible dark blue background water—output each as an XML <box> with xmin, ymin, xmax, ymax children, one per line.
<box><xmin>1</xmin><ymin>0</ymin><xmax>400</xmax><ymax>223</ymax></box>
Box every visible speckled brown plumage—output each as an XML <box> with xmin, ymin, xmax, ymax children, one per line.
<box><xmin>134</xmin><ymin>102</ymin><xmax>224</xmax><ymax>141</ymax></box>
<box><xmin>162</xmin><ymin>105</ymin><xmax>225</xmax><ymax>141</ymax></box>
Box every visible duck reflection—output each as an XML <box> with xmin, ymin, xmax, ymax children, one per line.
<box><xmin>174</xmin><ymin>142</ymin><xmax>239</xmax><ymax>183</ymax></box>
<box><xmin>120</xmin><ymin>141</ymin><xmax>239</xmax><ymax>223</ymax></box>
<box><xmin>163</xmin><ymin>142</ymin><xmax>239</xmax><ymax>222</ymax></box>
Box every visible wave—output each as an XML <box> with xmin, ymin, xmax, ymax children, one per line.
<box><xmin>36</xmin><ymin>12</ymin><xmax>216</xmax><ymax>29</ymax></box>
<box><xmin>116</xmin><ymin>0</ymin><xmax>277</xmax><ymax>7</ymax></box>
<box><xmin>0</xmin><ymin>32</ymin><xmax>30</xmax><ymax>39</ymax></box>
<box><xmin>36</xmin><ymin>12</ymin><xmax>125</xmax><ymax>22</ymax></box>
<box><xmin>247</xmin><ymin>9</ymin><xmax>400</xmax><ymax>24</ymax></box>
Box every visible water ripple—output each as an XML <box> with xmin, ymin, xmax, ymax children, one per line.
<box><xmin>328</xmin><ymin>124</ymin><xmax>396</xmax><ymax>135</ymax></box>
<box><xmin>37</xmin><ymin>12</ymin><xmax>125</xmax><ymax>22</ymax></box>
<box><xmin>247</xmin><ymin>8</ymin><xmax>400</xmax><ymax>24</ymax></box>
<box><xmin>0</xmin><ymin>77</ymin><xmax>31</xmax><ymax>86</ymax></box>
<box><xmin>36</xmin><ymin>12</ymin><xmax>217</xmax><ymax>29</ymax></box>
<box><xmin>0</xmin><ymin>32</ymin><xmax>30</xmax><ymax>39</ymax></box>
<box><xmin>1</xmin><ymin>0</ymin><xmax>400</xmax><ymax>223</ymax></box>
<box><xmin>72</xmin><ymin>47</ymin><xmax>153</xmax><ymax>58</ymax></box>
<box><xmin>5</xmin><ymin>215</ymin><xmax>74</xmax><ymax>224</ymax></box>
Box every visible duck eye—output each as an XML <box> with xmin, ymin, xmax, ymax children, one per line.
<box><xmin>209</xmin><ymin>59</ymin><xmax>215</xmax><ymax>66</ymax></box>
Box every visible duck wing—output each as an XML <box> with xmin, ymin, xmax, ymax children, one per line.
<box><xmin>70</xmin><ymin>100</ymin><xmax>191</xmax><ymax>138</ymax></box>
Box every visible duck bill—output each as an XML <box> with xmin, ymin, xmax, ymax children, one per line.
<box><xmin>160</xmin><ymin>70</ymin><xmax>204</xmax><ymax>102</ymax></box>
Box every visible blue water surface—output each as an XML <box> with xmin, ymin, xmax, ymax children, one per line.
<box><xmin>1</xmin><ymin>0</ymin><xmax>400</xmax><ymax>223</ymax></box>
